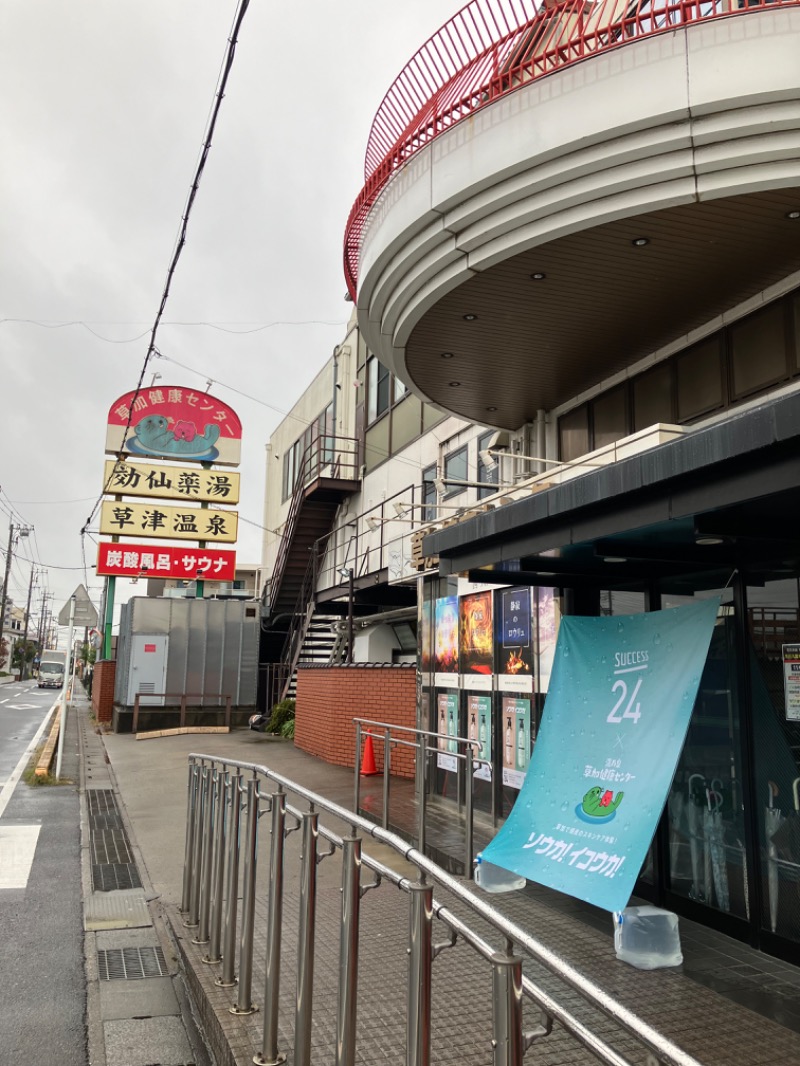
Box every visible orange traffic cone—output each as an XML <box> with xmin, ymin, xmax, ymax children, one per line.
<box><xmin>360</xmin><ymin>734</ymin><xmax>379</xmax><ymax>776</ymax></box>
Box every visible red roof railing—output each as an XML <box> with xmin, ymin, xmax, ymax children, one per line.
<box><xmin>344</xmin><ymin>0</ymin><xmax>795</xmax><ymax>299</ymax></box>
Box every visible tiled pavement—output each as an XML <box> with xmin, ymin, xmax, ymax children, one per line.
<box><xmin>97</xmin><ymin>723</ymin><xmax>800</xmax><ymax>1066</ymax></box>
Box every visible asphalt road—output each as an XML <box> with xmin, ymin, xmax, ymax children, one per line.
<box><xmin>0</xmin><ymin>682</ymin><xmax>88</xmax><ymax>1066</ymax></box>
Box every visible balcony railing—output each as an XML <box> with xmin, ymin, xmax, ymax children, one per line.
<box><xmin>344</xmin><ymin>0</ymin><xmax>797</xmax><ymax>298</ymax></box>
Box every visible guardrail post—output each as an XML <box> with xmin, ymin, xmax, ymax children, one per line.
<box><xmin>354</xmin><ymin>721</ymin><xmax>362</xmax><ymax>814</ymax></box>
<box><xmin>217</xmin><ymin>772</ymin><xmax>241</xmax><ymax>989</ymax></box>
<box><xmin>294</xmin><ymin>810</ymin><xmax>320</xmax><ymax>1066</ymax></box>
<box><xmin>465</xmin><ymin>743</ymin><xmax>474</xmax><ymax>877</ymax></box>
<box><xmin>336</xmin><ymin>836</ymin><xmax>362</xmax><ymax>1066</ymax></box>
<box><xmin>256</xmin><ymin>790</ymin><xmax>287</xmax><ymax>1066</ymax></box>
<box><xmin>194</xmin><ymin>766</ymin><xmax>218</xmax><ymax>945</ymax></box>
<box><xmin>418</xmin><ymin>736</ymin><xmax>427</xmax><ymax>858</ymax></box>
<box><xmin>181</xmin><ymin>763</ymin><xmax>200</xmax><ymax>913</ymax></box>
<box><xmin>406</xmin><ymin>880</ymin><xmax>433</xmax><ymax>1066</ymax></box>
<box><xmin>382</xmin><ymin>727</ymin><xmax>391</xmax><ymax>830</ymax></box>
<box><xmin>230</xmin><ymin>777</ymin><xmax>259</xmax><ymax>1015</ymax></box>
<box><xmin>187</xmin><ymin>764</ymin><xmax>210</xmax><ymax>927</ymax></box>
<box><xmin>204</xmin><ymin>769</ymin><xmax>228</xmax><ymax>964</ymax></box>
<box><xmin>490</xmin><ymin>949</ymin><xmax>524</xmax><ymax>1066</ymax></box>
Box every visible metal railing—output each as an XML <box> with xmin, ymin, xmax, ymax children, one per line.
<box><xmin>344</xmin><ymin>0</ymin><xmax>799</xmax><ymax>296</ymax></box>
<box><xmin>354</xmin><ymin>717</ymin><xmax>488</xmax><ymax>875</ymax></box>
<box><xmin>132</xmin><ymin>692</ymin><xmax>232</xmax><ymax>733</ymax></box>
<box><xmin>182</xmin><ymin>751</ymin><xmax>705</xmax><ymax>1066</ymax></box>
<box><xmin>265</xmin><ymin>434</ymin><xmax>360</xmax><ymax>621</ymax></box>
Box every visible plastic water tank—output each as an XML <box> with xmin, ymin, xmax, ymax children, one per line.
<box><xmin>473</xmin><ymin>855</ymin><xmax>526</xmax><ymax>893</ymax></box>
<box><xmin>613</xmin><ymin>906</ymin><xmax>683</xmax><ymax>969</ymax></box>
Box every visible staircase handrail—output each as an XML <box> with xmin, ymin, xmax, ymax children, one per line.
<box><xmin>268</xmin><ymin>435</ymin><xmax>360</xmax><ymax>620</ymax></box>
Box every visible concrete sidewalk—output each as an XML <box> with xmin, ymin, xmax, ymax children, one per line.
<box><xmin>87</xmin><ymin>708</ymin><xmax>800</xmax><ymax>1066</ymax></box>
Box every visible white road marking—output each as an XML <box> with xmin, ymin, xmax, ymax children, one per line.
<box><xmin>0</xmin><ymin>699</ymin><xmax>9</xmax><ymax>704</ymax></box>
<box><xmin>5</xmin><ymin>703</ymin><xmax>39</xmax><ymax>711</ymax></box>
<box><xmin>0</xmin><ymin>698</ymin><xmax>60</xmax><ymax>821</ymax></box>
<box><xmin>0</xmin><ymin>825</ymin><xmax>42</xmax><ymax>888</ymax></box>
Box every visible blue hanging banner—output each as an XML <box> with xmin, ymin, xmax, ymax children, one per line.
<box><xmin>482</xmin><ymin>598</ymin><xmax>720</xmax><ymax>912</ymax></box>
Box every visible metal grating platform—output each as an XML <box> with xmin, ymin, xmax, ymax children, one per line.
<box><xmin>92</xmin><ymin>830</ymin><xmax>134</xmax><ymax>866</ymax></box>
<box><xmin>87</xmin><ymin>789</ymin><xmax>117</xmax><ymax>815</ymax></box>
<box><xmin>92</xmin><ymin>863</ymin><xmax>142</xmax><ymax>892</ymax></box>
<box><xmin>84</xmin><ymin>888</ymin><xmax>152</xmax><ymax>930</ymax></box>
<box><xmin>98</xmin><ymin>946</ymin><xmax>168</xmax><ymax>981</ymax></box>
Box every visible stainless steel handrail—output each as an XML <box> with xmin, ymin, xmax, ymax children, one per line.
<box><xmin>183</xmin><ymin>751</ymin><xmax>704</xmax><ymax>1066</ymax></box>
<box><xmin>353</xmin><ymin>716</ymin><xmax>489</xmax><ymax>872</ymax></box>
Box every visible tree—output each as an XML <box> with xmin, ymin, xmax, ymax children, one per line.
<box><xmin>0</xmin><ymin>635</ymin><xmax>8</xmax><ymax>672</ymax></box>
<box><xmin>12</xmin><ymin>640</ymin><xmax>37</xmax><ymax>668</ymax></box>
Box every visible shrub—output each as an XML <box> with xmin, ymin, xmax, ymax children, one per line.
<box><xmin>267</xmin><ymin>698</ymin><xmax>295</xmax><ymax>734</ymax></box>
<box><xmin>281</xmin><ymin>718</ymin><xmax>295</xmax><ymax>740</ymax></box>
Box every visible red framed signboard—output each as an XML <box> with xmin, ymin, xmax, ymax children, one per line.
<box><xmin>105</xmin><ymin>386</ymin><xmax>242</xmax><ymax>466</ymax></box>
<box><xmin>96</xmin><ymin>542</ymin><xmax>236</xmax><ymax>581</ymax></box>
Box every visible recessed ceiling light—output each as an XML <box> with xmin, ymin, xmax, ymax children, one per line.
<box><xmin>530</xmin><ymin>272</ymin><xmax>546</xmax><ymax>280</ymax></box>
<box><xmin>486</xmin><ymin>406</ymin><xmax>497</xmax><ymax>412</ymax></box>
<box><xmin>696</xmin><ymin>536</ymin><xmax>724</xmax><ymax>546</ymax></box>
<box><xmin>440</xmin><ymin>352</ymin><xmax>454</xmax><ymax>359</ymax></box>
<box><xmin>463</xmin><ymin>313</ymin><xmax>478</xmax><ymax>321</ymax></box>
<box><xmin>449</xmin><ymin>381</ymin><xmax>461</xmax><ymax>387</ymax></box>
<box><xmin>786</xmin><ymin>210</ymin><xmax>800</xmax><ymax>220</ymax></box>
<box><xmin>603</xmin><ymin>556</ymin><xmax>627</xmax><ymax>563</ymax></box>
<box><xmin>631</xmin><ymin>238</ymin><xmax>649</xmax><ymax>247</ymax></box>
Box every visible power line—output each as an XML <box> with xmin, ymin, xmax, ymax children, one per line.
<box><xmin>79</xmin><ymin>0</ymin><xmax>253</xmax><ymax>540</ymax></box>
<box><xmin>0</xmin><ymin>318</ymin><xmax>346</xmax><ymax>342</ymax></box>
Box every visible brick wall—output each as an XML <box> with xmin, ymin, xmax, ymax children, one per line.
<box><xmin>92</xmin><ymin>659</ymin><xmax>116</xmax><ymax>724</ymax></box>
<box><xmin>294</xmin><ymin>664</ymin><xmax>417</xmax><ymax>778</ymax></box>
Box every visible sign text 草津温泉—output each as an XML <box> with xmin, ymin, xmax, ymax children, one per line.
<box><xmin>99</xmin><ymin>500</ymin><xmax>238</xmax><ymax>544</ymax></box>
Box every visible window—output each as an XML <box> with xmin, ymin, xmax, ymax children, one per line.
<box><xmin>559</xmin><ymin>405</ymin><xmax>589</xmax><ymax>463</ymax></box>
<box><xmin>477</xmin><ymin>431</ymin><xmax>500</xmax><ymax>500</ymax></box>
<box><xmin>422</xmin><ymin>464</ymin><xmax>437</xmax><ymax>521</ymax></box>
<box><xmin>592</xmin><ymin>385</ymin><xmax>628</xmax><ymax>450</ymax></box>
<box><xmin>443</xmin><ymin>445</ymin><xmax>468</xmax><ymax>497</ymax></box>
<box><xmin>730</xmin><ymin>303</ymin><xmax>787</xmax><ymax>399</ymax></box>
<box><xmin>367</xmin><ymin>357</ymin><xmax>391</xmax><ymax>424</ymax></box>
<box><xmin>633</xmin><ymin>363</ymin><xmax>673</xmax><ymax>431</ymax></box>
<box><xmin>676</xmin><ymin>337</ymin><xmax>724</xmax><ymax>421</ymax></box>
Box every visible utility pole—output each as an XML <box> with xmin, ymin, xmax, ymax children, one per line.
<box><xmin>0</xmin><ymin>522</ymin><xmax>32</xmax><ymax>671</ymax></box>
<box><xmin>19</xmin><ymin>566</ymin><xmax>37</xmax><ymax>681</ymax></box>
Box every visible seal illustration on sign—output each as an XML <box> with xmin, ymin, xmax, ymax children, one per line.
<box><xmin>127</xmin><ymin>414</ymin><xmax>220</xmax><ymax>460</ymax></box>
<box><xmin>576</xmin><ymin>786</ymin><xmax>624</xmax><ymax>823</ymax></box>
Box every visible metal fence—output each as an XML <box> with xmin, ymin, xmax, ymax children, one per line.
<box><xmin>181</xmin><ymin>752</ymin><xmax>705</xmax><ymax>1066</ymax></box>
<box><xmin>344</xmin><ymin>0</ymin><xmax>800</xmax><ymax>297</ymax></box>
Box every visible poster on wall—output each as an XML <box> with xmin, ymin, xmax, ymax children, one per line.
<box><xmin>436</xmin><ymin>691</ymin><xmax>459</xmax><ymax>772</ymax></box>
<box><xmin>460</xmin><ymin>591</ymin><xmax>494</xmax><ymax>691</ymax></box>
<box><xmin>420</xmin><ymin>598</ymin><xmax>433</xmax><ymax>676</ymax></box>
<box><xmin>482</xmin><ymin>599</ymin><xmax>720</xmax><ymax>912</ymax></box>
<box><xmin>497</xmin><ymin>588</ymin><xmax>534</xmax><ymax>693</ymax></box>
<box><xmin>501</xmin><ymin>696</ymin><xmax>532</xmax><ymax>789</ymax></box>
<box><xmin>434</xmin><ymin>596</ymin><xmax>459</xmax><ymax>688</ymax></box>
<box><xmin>536</xmin><ymin>587</ymin><xmax>559</xmax><ymax>693</ymax></box>
<box><xmin>782</xmin><ymin>644</ymin><xmax>800</xmax><ymax>721</ymax></box>
<box><xmin>468</xmin><ymin>694</ymin><xmax>492</xmax><ymax>781</ymax></box>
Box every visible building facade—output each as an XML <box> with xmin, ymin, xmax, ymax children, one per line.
<box><xmin>340</xmin><ymin>0</ymin><xmax>800</xmax><ymax>962</ymax></box>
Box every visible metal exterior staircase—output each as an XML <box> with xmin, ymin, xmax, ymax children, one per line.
<box><xmin>260</xmin><ymin>436</ymin><xmax>360</xmax><ymax>707</ymax></box>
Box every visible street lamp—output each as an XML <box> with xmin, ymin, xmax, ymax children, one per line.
<box><xmin>340</xmin><ymin>567</ymin><xmax>354</xmax><ymax>664</ymax></box>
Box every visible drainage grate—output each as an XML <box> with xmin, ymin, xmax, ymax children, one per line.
<box><xmin>92</xmin><ymin>830</ymin><xmax>134</xmax><ymax>866</ymax></box>
<box><xmin>89</xmin><ymin>812</ymin><xmax>122</xmax><ymax>831</ymax></box>
<box><xmin>87</xmin><ymin>790</ymin><xmax>118</xmax><ymax>816</ymax></box>
<box><xmin>98</xmin><ymin>946</ymin><xmax>168</xmax><ymax>981</ymax></box>
<box><xmin>92</xmin><ymin>863</ymin><xmax>143</xmax><ymax>892</ymax></box>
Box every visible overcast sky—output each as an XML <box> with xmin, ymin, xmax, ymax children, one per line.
<box><xmin>0</xmin><ymin>0</ymin><xmax>459</xmax><ymax>629</ymax></box>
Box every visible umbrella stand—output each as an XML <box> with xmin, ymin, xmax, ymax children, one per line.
<box><xmin>765</xmin><ymin>781</ymin><xmax>783</xmax><ymax>934</ymax></box>
<box><xmin>705</xmin><ymin>787</ymin><xmax>729</xmax><ymax>913</ymax></box>
<box><xmin>687</xmin><ymin>773</ymin><xmax>706</xmax><ymax>902</ymax></box>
